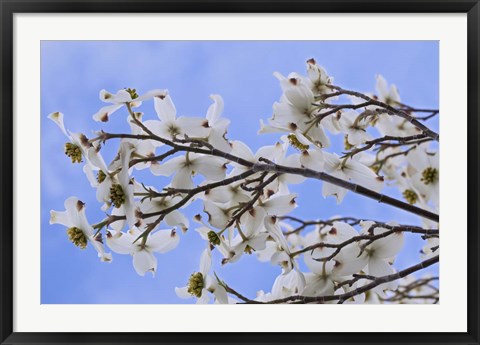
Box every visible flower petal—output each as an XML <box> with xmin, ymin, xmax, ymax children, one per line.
<box><xmin>154</xmin><ymin>93</ymin><xmax>176</xmax><ymax>122</ymax></box>
<box><xmin>262</xmin><ymin>194</ymin><xmax>297</xmax><ymax>216</ymax></box>
<box><xmin>165</xmin><ymin>210</ymin><xmax>189</xmax><ymax>232</ymax></box>
<box><xmin>193</xmin><ymin>155</ymin><xmax>227</xmax><ymax>181</ymax></box>
<box><xmin>300</xmin><ymin>148</ymin><xmax>324</xmax><ymax>171</ymax></box>
<box><xmin>345</xmin><ymin>159</ymin><xmax>383</xmax><ymax>193</ymax></box>
<box><xmin>106</xmin><ymin>231</ymin><xmax>135</xmax><ymax>255</ymax></box>
<box><xmin>370</xmin><ymin>229</ymin><xmax>404</xmax><ymax>259</ymax></box>
<box><xmin>132</xmin><ymin>250</ymin><xmax>157</xmax><ymax>276</ymax></box>
<box><xmin>175</xmin><ymin>286</ymin><xmax>192</xmax><ymax>299</ymax></box>
<box><xmin>199</xmin><ymin>248</ymin><xmax>212</xmax><ymax>275</ymax></box>
<box><xmin>176</xmin><ymin>116</ymin><xmax>210</xmax><ymax>138</ymax></box>
<box><xmin>147</xmin><ymin>229</ymin><xmax>180</xmax><ymax>254</ymax></box>
<box><xmin>135</xmin><ymin>89</ymin><xmax>168</xmax><ymax>102</ymax></box>
<box><xmin>172</xmin><ymin>168</ymin><xmax>194</xmax><ymax>189</ymax></box>
<box><xmin>206</xmin><ymin>94</ymin><xmax>224</xmax><ymax>124</ymax></box>
<box><xmin>92</xmin><ymin>104</ymin><xmax>123</xmax><ymax>122</ymax></box>
<box><xmin>47</xmin><ymin>112</ymin><xmax>68</xmax><ymax>137</ymax></box>
<box><xmin>151</xmin><ymin>156</ymin><xmax>185</xmax><ymax>177</ymax></box>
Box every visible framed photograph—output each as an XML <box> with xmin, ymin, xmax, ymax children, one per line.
<box><xmin>1</xmin><ymin>1</ymin><xmax>478</xmax><ymax>344</ymax></box>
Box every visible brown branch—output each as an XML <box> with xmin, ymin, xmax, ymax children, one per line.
<box><xmin>140</xmin><ymin>170</ymin><xmax>258</xmax><ymax>219</ymax></box>
<box><xmin>315</xmin><ymin>91</ymin><xmax>343</xmax><ymax>100</ymax></box>
<box><xmin>252</xmin><ymin>159</ymin><xmax>439</xmax><ymax>222</ymax></box>
<box><xmin>129</xmin><ymin>148</ymin><xmax>179</xmax><ymax>167</ymax></box>
<box><xmin>97</xmin><ymin>131</ymin><xmax>438</xmax><ymax>222</ymax></box>
<box><xmin>335</xmin><ymin>274</ymin><xmax>377</xmax><ymax>290</ymax></box>
<box><xmin>309</xmin><ymin>101</ymin><xmax>373</xmax><ymax>124</ymax></box>
<box><xmin>393</xmin><ymin>101</ymin><xmax>439</xmax><ymax>121</ymax></box>
<box><xmin>240</xmin><ymin>255</ymin><xmax>439</xmax><ymax>304</ymax></box>
<box><xmin>290</xmin><ymin>224</ymin><xmax>438</xmax><ymax>259</ymax></box>
<box><xmin>222</xmin><ymin>284</ymin><xmax>261</xmax><ymax>304</ymax></box>
<box><xmin>98</xmin><ymin>112</ymin><xmax>439</xmax><ymax>225</ymax></box>
<box><xmin>224</xmin><ymin>173</ymin><xmax>281</xmax><ymax>230</ymax></box>
<box><xmin>325</xmin><ymin>85</ymin><xmax>439</xmax><ymax>141</ymax></box>
<box><xmin>380</xmin><ymin>276</ymin><xmax>439</xmax><ymax>303</ymax></box>
<box><xmin>344</xmin><ymin>134</ymin><xmax>429</xmax><ymax>158</ymax></box>
<box><xmin>372</xmin><ymin>145</ymin><xmax>417</xmax><ymax>172</ymax></box>
<box><xmin>280</xmin><ymin>216</ymin><xmax>361</xmax><ymax>235</ymax></box>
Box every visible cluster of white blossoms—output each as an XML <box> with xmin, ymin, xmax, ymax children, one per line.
<box><xmin>49</xmin><ymin>59</ymin><xmax>439</xmax><ymax>304</ymax></box>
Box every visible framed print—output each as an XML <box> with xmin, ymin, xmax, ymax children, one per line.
<box><xmin>1</xmin><ymin>1</ymin><xmax>479</xmax><ymax>344</ymax></box>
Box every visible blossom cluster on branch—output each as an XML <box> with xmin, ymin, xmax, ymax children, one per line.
<box><xmin>48</xmin><ymin>58</ymin><xmax>439</xmax><ymax>304</ymax></box>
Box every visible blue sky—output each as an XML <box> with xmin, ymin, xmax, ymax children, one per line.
<box><xmin>41</xmin><ymin>41</ymin><xmax>439</xmax><ymax>304</ymax></box>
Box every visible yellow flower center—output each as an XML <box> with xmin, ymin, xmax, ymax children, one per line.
<box><xmin>344</xmin><ymin>135</ymin><xmax>354</xmax><ymax>150</ymax></box>
<box><xmin>421</xmin><ymin>167</ymin><xmax>438</xmax><ymax>185</ymax></box>
<box><xmin>110</xmin><ymin>184</ymin><xmax>126</xmax><ymax>208</ymax></box>
<box><xmin>125</xmin><ymin>88</ymin><xmax>139</xmax><ymax>99</ymax></box>
<box><xmin>244</xmin><ymin>245</ymin><xmax>254</xmax><ymax>254</ymax></box>
<box><xmin>287</xmin><ymin>134</ymin><xmax>309</xmax><ymax>151</ymax></box>
<box><xmin>67</xmin><ymin>227</ymin><xmax>88</xmax><ymax>249</ymax></box>
<box><xmin>97</xmin><ymin>170</ymin><xmax>106</xmax><ymax>183</ymax></box>
<box><xmin>207</xmin><ymin>231</ymin><xmax>220</xmax><ymax>246</ymax></box>
<box><xmin>187</xmin><ymin>272</ymin><xmax>204</xmax><ymax>298</ymax></box>
<box><xmin>402</xmin><ymin>189</ymin><xmax>418</xmax><ymax>204</ymax></box>
<box><xmin>64</xmin><ymin>143</ymin><xmax>82</xmax><ymax>163</ymax></box>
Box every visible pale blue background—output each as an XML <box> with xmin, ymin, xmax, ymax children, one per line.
<box><xmin>41</xmin><ymin>41</ymin><xmax>439</xmax><ymax>304</ymax></box>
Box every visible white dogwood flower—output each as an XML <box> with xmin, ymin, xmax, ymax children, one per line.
<box><xmin>205</xmin><ymin>94</ymin><xmax>231</xmax><ymax>152</ymax></box>
<box><xmin>260</xmin><ymin>73</ymin><xmax>331</xmax><ymax>148</ymax></box>
<box><xmin>306</xmin><ymin>58</ymin><xmax>333</xmax><ymax>95</ymax></box>
<box><xmin>175</xmin><ymin>247</ymin><xmax>228</xmax><ymax>304</ymax></box>
<box><xmin>151</xmin><ymin>153</ymin><xmax>227</xmax><ymax>189</ymax></box>
<box><xmin>50</xmin><ymin>196</ymin><xmax>112</xmax><ymax>262</ymax></box>
<box><xmin>200</xmin><ymin>171</ymin><xmax>250</xmax><ymax>204</ymax></box>
<box><xmin>106</xmin><ymin>227</ymin><xmax>179</xmax><ymax>276</ymax></box>
<box><xmin>93</xmin><ymin>88</ymin><xmax>167</xmax><ymax>122</ymax></box>
<box><xmin>225</xmin><ymin>207</ymin><xmax>269</xmax><ymax>263</ymax></box>
<box><xmin>270</xmin><ymin>269</ymin><xmax>306</xmax><ymax>299</ymax></box>
<box><xmin>407</xmin><ymin>144</ymin><xmax>439</xmax><ymax>207</ymax></box>
<box><xmin>302</xmin><ymin>222</ymin><xmax>367</xmax><ymax>296</ymax></box>
<box><xmin>322</xmin><ymin>152</ymin><xmax>384</xmax><ymax>203</ymax></box>
<box><xmin>335</xmin><ymin>110</ymin><xmax>373</xmax><ymax>146</ymax></box>
<box><xmin>143</xmin><ymin>93</ymin><xmax>210</xmax><ymax>141</ymax></box>
<box><xmin>48</xmin><ymin>111</ymin><xmax>99</xmax><ymax>166</ymax></box>
<box><xmin>354</xmin><ymin>221</ymin><xmax>405</xmax><ymax>296</ymax></box>
<box><xmin>375</xmin><ymin>75</ymin><xmax>400</xmax><ymax>106</ymax></box>
<box><xmin>137</xmin><ymin>193</ymin><xmax>190</xmax><ymax>232</ymax></box>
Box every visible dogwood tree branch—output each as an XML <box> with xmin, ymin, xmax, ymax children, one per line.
<box><xmin>380</xmin><ymin>276</ymin><xmax>439</xmax><ymax>303</ymax></box>
<box><xmin>95</xmin><ymin>129</ymin><xmax>439</xmax><ymax>223</ymax></box>
<box><xmin>393</xmin><ymin>101</ymin><xmax>439</xmax><ymax>121</ymax></box>
<box><xmin>239</xmin><ymin>255</ymin><xmax>439</xmax><ymax>304</ymax></box>
<box><xmin>224</xmin><ymin>173</ymin><xmax>281</xmax><ymax>230</ymax></box>
<box><xmin>344</xmin><ymin>134</ymin><xmax>430</xmax><ymax>158</ymax></box>
<box><xmin>252</xmin><ymin>158</ymin><xmax>439</xmax><ymax>222</ymax></box>
<box><xmin>280</xmin><ymin>215</ymin><xmax>361</xmax><ymax>235</ymax></box>
<box><xmin>290</xmin><ymin>224</ymin><xmax>439</xmax><ymax>259</ymax></box>
<box><xmin>95</xmin><ymin>106</ymin><xmax>440</xmax><ymax>223</ymax></box>
<box><xmin>323</xmin><ymin>85</ymin><xmax>439</xmax><ymax>141</ymax></box>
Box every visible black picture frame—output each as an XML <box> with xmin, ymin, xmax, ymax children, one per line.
<box><xmin>1</xmin><ymin>1</ymin><xmax>478</xmax><ymax>344</ymax></box>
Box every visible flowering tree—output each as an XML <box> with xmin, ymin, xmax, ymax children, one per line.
<box><xmin>48</xmin><ymin>58</ymin><xmax>439</xmax><ymax>304</ymax></box>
